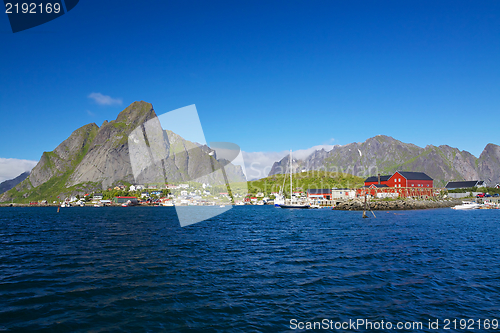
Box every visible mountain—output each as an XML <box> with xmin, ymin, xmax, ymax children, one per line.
<box><xmin>1</xmin><ymin>101</ymin><xmax>245</xmax><ymax>202</ymax></box>
<box><xmin>477</xmin><ymin>144</ymin><xmax>500</xmax><ymax>186</ymax></box>
<box><xmin>0</xmin><ymin>171</ymin><xmax>30</xmax><ymax>195</ymax></box>
<box><xmin>268</xmin><ymin>135</ymin><xmax>500</xmax><ymax>187</ymax></box>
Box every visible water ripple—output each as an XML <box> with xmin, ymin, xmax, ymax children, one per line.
<box><xmin>1</xmin><ymin>206</ymin><xmax>499</xmax><ymax>331</ymax></box>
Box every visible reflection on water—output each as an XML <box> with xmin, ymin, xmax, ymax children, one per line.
<box><xmin>1</xmin><ymin>206</ymin><xmax>499</xmax><ymax>331</ymax></box>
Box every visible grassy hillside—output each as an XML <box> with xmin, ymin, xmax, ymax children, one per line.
<box><xmin>3</xmin><ymin>124</ymin><xmax>100</xmax><ymax>203</ymax></box>
<box><xmin>247</xmin><ymin>171</ymin><xmax>364</xmax><ymax>196</ymax></box>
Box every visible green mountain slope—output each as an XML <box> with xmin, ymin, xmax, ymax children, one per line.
<box><xmin>248</xmin><ymin>171</ymin><xmax>364</xmax><ymax>195</ymax></box>
<box><xmin>1</xmin><ymin>101</ymin><xmax>245</xmax><ymax>203</ymax></box>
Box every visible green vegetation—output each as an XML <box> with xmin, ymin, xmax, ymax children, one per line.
<box><xmin>3</xmin><ymin>125</ymin><xmax>100</xmax><ymax>203</ymax></box>
<box><xmin>112</xmin><ymin>122</ymin><xmax>127</xmax><ymax>130</ymax></box>
<box><xmin>247</xmin><ymin>171</ymin><xmax>364</xmax><ymax>196</ymax></box>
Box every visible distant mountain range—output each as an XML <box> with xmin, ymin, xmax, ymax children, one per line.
<box><xmin>269</xmin><ymin>135</ymin><xmax>500</xmax><ymax>187</ymax></box>
<box><xmin>2</xmin><ymin>103</ymin><xmax>499</xmax><ymax>203</ymax></box>
<box><xmin>0</xmin><ymin>171</ymin><xmax>30</xmax><ymax>195</ymax></box>
<box><xmin>1</xmin><ymin>101</ymin><xmax>245</xmax><ymax>202</ymax></box>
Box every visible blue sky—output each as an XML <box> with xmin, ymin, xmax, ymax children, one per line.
<box><xmin>0</xmin><ymin>0</ymin><xmax>499</xmax><ymax>180</ymax></box>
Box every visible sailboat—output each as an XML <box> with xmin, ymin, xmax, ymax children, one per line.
<box><xmin>279</xmin><ymin>150</ymin><xmax>310</xmax><ymax>209</ymax></box>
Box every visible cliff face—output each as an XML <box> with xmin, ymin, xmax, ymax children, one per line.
<box><xmin>477</xmin><ymin>143</ymin><xmax>500</xmax><ymax>186</ymax></box>
<box><xmin>1</xmin><ymin>101</ymin><xmax>245</xmax><ymax>202</ymax></box>
<box><xmin>29</xmin><ymin>123</ymin><xmax>99</xmax><ymax>188</ymax></box>
<box><xmin>0</xmin><ymin>171</ymin><xmax>30</xmax><ymax>194</ymax></box>
<box><xmin>68</xmin><ymin>101</ymin><xmax>156</xmax><ymax>188</ymax></box>
<box><xmin>269</xmin><ymin>135</ymin><xmax>499</xmax><ymax>187</ymax></box>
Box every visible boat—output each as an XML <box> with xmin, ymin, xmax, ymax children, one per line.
<box><xmin>279</xmin><ymin>150</ymin><xmax>310</xmax><ymax>209</ymax></box>
<box><xmin>274</xmin><ymin>193</ymin><xmax>285</xmax><ymax>207</ymax></box>
<box><xmin>451</xmin><ymin>201</ymin><xmax>480</xmax><ymax>210</ymax></box>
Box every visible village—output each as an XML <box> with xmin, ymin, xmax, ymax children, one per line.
<box><xmin>22</xmin><ymin>170</ymin><xmax>500</xmax><ymax>208</ymax></box>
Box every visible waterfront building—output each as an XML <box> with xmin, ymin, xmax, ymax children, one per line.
<box><xmin>445</xmin><ymin>180</ymin><xmax>486</xmax><ymax>190</ymax></box>
<box><xmin>360</xmin><ymin>171</ymin><xmax>435</xmax><ymax>198</ymax></box>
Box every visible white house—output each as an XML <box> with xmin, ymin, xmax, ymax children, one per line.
<box><xmin>93</xmin><ymin>193</ymin><xmax>103</xmax><ymax>200</ymax></box>
<box><xmin>331</xmin><ymin>189</ymin><xmax>356</xmax><ymax>199</ymax></box>
<box><xmin>179</xmin><ymin>184</ymin><xmax>189</xmax><ymax>189</ymax></box>
<box><xmin>129</xmin><ymin>185</ymin><xmax>136</xmax><ymax>192</ymax></box>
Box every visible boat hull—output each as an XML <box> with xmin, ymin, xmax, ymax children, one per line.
<box><xmin>451</xmin><ymin>203</ymin><xmax>480</xmax><ymax>210</ymax></box>
<box><xmin>279</xmin><ymin>204</ymin><xmax>310</xmax><ymax>209</ymax></box>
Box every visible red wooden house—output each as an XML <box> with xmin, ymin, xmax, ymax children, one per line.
<box><xmin>359</xmin><ymin>171</ymin><xmax>434</xmax><ymax>198</ymax></box>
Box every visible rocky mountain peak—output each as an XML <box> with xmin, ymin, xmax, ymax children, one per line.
<box><xmin>268</xmin><ymin>137</ymin><xmax>500</xmax><ymax>187</ymax></box>
<box><xmin>1</xmin><ymin>101</ymin><xmax>245</xmax><ymax>202</ymax></box>
<box><xmin>115</xmin><ymin>101</ymin><xmax>155</xmax><ymax>125</ymax></box>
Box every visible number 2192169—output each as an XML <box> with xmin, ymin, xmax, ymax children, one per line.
<box><xmin>5</xmin><ymin>3</ymin><xmax>61</xmax><ymax>14</ymax></box>
<box><xmin>443</xmin><ymin>319</ymin><xmax>498</xmax><ymax>330</ymax></box>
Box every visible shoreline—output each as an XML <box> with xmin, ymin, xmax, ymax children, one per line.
<box><xmin>332</xmin><ymin>198</ymin><xmax>464</xmax><ymax>211</ymax></box>
<box><xmin>1</xmin><ymin>198</ymin><xmax>467</xmax><ymax>210</ymax></box>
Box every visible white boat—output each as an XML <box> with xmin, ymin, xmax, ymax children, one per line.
<box><xmin>452</xmin><ymin>201</ymin><xmax>480</xmax><ymax>210</ymax></box>
<box><xmin>279</xmin><ymin>150</ymin><xmax>310</xmax><ymax>209</ymax></box>
<box><xmin>274</xmin><ymin>193</ymin><xmax>285</xmax><ymax>207</ymax></box>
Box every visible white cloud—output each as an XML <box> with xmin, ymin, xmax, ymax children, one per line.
<box><xmin>241</xmin><ymin>145</ymin><xmax>335</xmax><ymax>180</ymax></box>
<box><xmin>0</xmin><ymin>158</ymin><xmax>38</xmax><ymax>183</ymax></box>
<box><xmin>292</xmin><ymin>145</ymin><xmax>336</xmax><ymax>159</ymax></box>
<box><xmin>241</xmin><ymin>151</ymin><xmax>289</xmax><ymax>180</ymax></box>
<box><xmin>86</xmin><ymin>110</ymin><xmax>95</xmax><ymax>116</ymax></box>
<box><xmin>88</xmin><ymin>92</ymin><xmax>123</xmax><ymax>106</ymax></box>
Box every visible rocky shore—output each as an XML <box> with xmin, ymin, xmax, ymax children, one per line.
<box><xmin>0</xmin><ymin>203</ymin><xmax>69</xmax><ymax>207</ymax></box>
<box><xmin>333</xmin><ymin>198</ymin><xmax>463</xmax><ymax>211</ymax></box>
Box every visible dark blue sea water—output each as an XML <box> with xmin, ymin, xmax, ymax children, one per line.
<box><xmin>1</xmin><ymin>206</ymin><xmax>500</xmax><ymax>332</ymax></box>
